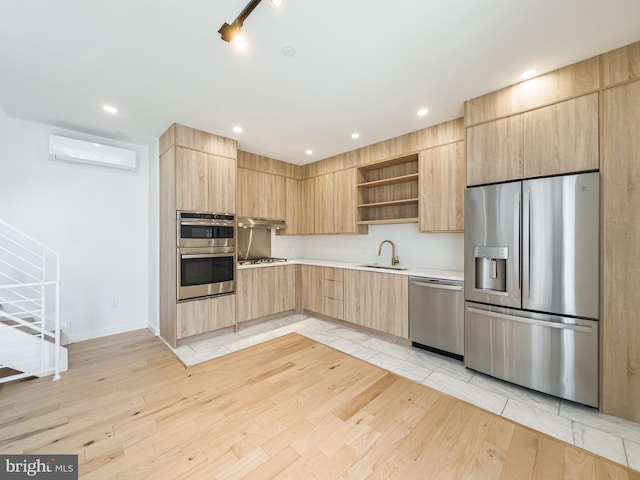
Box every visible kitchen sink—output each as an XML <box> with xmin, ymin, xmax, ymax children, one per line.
<box><xmin>358</xmin><ymin>264</ymin><xmax>408</xmax><ymax>271</ymax></box>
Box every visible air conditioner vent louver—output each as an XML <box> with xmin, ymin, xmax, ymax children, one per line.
<box><xmin>48</xmin><ymin>134</ymin><xmax>136</xmax><ymax>171</ymax></box>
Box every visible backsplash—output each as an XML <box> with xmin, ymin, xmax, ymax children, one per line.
<box><xmin>272</xmin><ymin>223</ymin><xmax>464</xmax><ymax>271</ymax></box>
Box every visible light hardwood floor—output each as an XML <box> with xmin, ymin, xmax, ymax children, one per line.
<box><xmin>0</xmin><ymin>330</ymin><xmax>637</xmax><ymax>480</ymax></box>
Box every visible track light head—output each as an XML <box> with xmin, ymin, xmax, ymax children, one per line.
<box><xmin>218</xmin><ymin>21</ymin><xmax>243</xmax><ymax>43</ymax></box>
<box><xmin>218</xmin><ymin>0</ymin><xmax>266</xmax><ymax>44</ymax></box>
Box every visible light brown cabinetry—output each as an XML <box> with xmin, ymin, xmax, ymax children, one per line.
<box><xmin>321</xmin><ymin>267</ymin><xmax>344</xmax><ymax>320</ymax></box>
<box><xmin>466</xmin><ymin>116</ymin><xmax>523</xmax><ymax>186</ymax></box>
<box><xmin>523</xmin><ymin>93</ymin><xmax>599</xmax><ymax>178</ymax></box>
<box><xmin>175</xmin><ymin>147</ymin><xmax>236</xmax><ymax>214</ymax></box>
<box><xmin>601</xmin><ymin>80</ymin><xmax>640</xmax><ymax>422</ymax></box>
<box><xmin>314</xmin><ymin>169</ymin><xmax>363</xmax><ymax>234</ymax></box>
<box><xmin>280</xmin><ymin>178</ymin><xmax>314</xmax><ymax>235</ymax></box>
<box><xmin>357</xmin><ymin>155</ymin><xmax>419</xmax><ymax>224</ymax></box>
<box><xmin>176</xmin><ymin>294</ymin><xmax>235</xmax><ymax>339</ymax></box>
<box><xmin>299</xmin><ymin>265</ymin><xmax>323</xmax><ymax>313</ymax></box>
<box><xmin>236</xmin><ymin>265</ymin><xmax>296</xmax><ymax>324</ymax></box>
<box><xmin>237</xmin><ymin>168</ymin><xmax>286</xmax><ymax>220</ymax></box>
<box><xmin>159</xmin><ymin>123</ymin><xmax>237</xmax><ymax>347</ymax></box>
<box><xmin>299</xmin><ymin>265</ymin><xmax>344</xmax><ymax>319</ymax></box>
<box><xmin>466</xmin><ymin>94</ymin><xmax>599</xmax><ymax>186</ymax></box>
<box><xmin>419</xmin><ymin>141</ymin><xmax>465</xmax><ymax>232</ymax></box>
<box><xmin>344</xmin><ymin>269</ymin><xmax>408</xmax><ymax>338</ymax></box>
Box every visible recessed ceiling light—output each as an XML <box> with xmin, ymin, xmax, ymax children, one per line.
<box><xmin>351</xmin><ymin>133</ymin><xmax>360</xmax><ymax>139</ymax></box>
<box><xmin>103</xmin><ymin>105</ymin><xmax>118</xmax><ymax>114</ymax></box>
<box><xmin>271</xmin><ymin>0</ymin><xmax>284</xmax><ymax>6</ymax></box>
<box><xmin>417</xmin><ymin>108</ymin><xmax>428</xmax><ymax>117</ymax></box>
<box><xmin>305</xmin><ymin>149</ymin><xmax>313</xmax><ymax>155</ymax></box>
<box><xmin>233</xmin><ymin>126</ymin><xmax>243</xmax><ymax>133</ymax></box>
<box><xmin>520</xmin><ymin>69</ymin><xmax>538</xmax><ymax>80</ymax></box>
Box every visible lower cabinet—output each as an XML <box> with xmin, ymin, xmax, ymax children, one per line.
<box><xmin>176</xmin><ymin>294</ymin><xmax>236</xmax><ymax>340</ymax></box>
<box><xmin>237</xmin><ymin>265</ymin><xmax>296</xmax><ymax>323</ymax></box>
<box><xmin>321</xmin><ymin>267</ymin><xmax>344</xmax><ymax>320</ymax></box>
<box><xmin>344</xmin><ymin>269</ymin><xmax>409</xmax><ymax>338</ymax></box>
<box><xmin>299</xmin><ymin>265</ymin><xmax>344</xmax><ymax>318</ymax></box>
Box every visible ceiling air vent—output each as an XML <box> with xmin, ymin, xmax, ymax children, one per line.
<box><xmin>48</xmin><ymin>134</ymin><xmax>136</xmax><ymax>171</ymax></box>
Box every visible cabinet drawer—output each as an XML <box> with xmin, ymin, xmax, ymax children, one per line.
<box><xmin>322</xmin><ymin>278</ymin><xmax>344</xmax><ymax>300</ymax></box>
<box><xmin>322</xmin><ymin>297</ymin><xmax>344</xmax><ymax>320</ymax></box>
<box><xmin>322</xmin><ymin>267</ymin><xmax>344</xmax><ymax>281</ymax></box>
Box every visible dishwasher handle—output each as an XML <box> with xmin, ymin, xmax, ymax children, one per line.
<box><xmin>409</xmin><ymin>279</ymin><xmax>462</xmax><ymax>291</ymax></box>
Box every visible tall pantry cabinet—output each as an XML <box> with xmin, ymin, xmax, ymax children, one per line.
<box><xmin>159</xmin><ymin>124</ymin><xmax>237</xmax><ymax>347</ymax></box>
<box><xmin>601</xmin><ymin>76</ymin><xmax>640</xmax><ymax>422</ymax></box>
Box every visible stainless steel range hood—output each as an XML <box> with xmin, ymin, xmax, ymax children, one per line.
<box><xmin>236</xmin><ymin>217</ymin><xmax>287</xmax><ymax>229</ymax></box>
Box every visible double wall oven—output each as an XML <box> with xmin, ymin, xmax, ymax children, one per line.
<box><xmin>177</xmin><ymin>211</ymin><xmax>235</xmax><ymax>301</ymax></box>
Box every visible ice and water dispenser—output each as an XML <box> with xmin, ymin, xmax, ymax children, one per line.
<box><xmin>473</xmin><ymin>246</ymin><xmax>508</xmax><ymax>293</ymax></box>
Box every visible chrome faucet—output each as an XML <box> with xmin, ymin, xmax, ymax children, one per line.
<box><xmin>378</xmin><ymin>240</ymin><xmax>399</xmax><ymax>266</ymax></box>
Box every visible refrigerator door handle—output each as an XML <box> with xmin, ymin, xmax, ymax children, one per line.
<box><xmin>522</xmin><ymin>189</ymin><xmax>531</xmax><ymax>299</ymax></box>
<box><xmin>466</xmin><ymin>307</ymin><xmax>593</xmax><ymax>333</ymax></box>
<box><xmin>513</xmin><ymin>191</ymin><xmax>520</xmax><ymax>298</ymax></box>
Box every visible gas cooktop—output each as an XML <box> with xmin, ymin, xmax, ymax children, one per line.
<box><xmin>237</xmin><ymin>257</ymin><xmax>288</xmax><ymax>266</ymax></box>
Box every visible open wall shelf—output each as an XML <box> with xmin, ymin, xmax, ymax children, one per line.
<box><xmin>357</xmin><ymin>154</ymin><xmax>419</xmax><ymax>225</ymax></box>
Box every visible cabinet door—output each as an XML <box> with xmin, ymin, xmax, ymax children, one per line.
<box><xmin>208</xmin><ymin>155</ymin><xmax>236</xmax><ymax>214</ymax></box>
<box><xmin>466</xmin><ymin>116</ymin><xmax>523</xmax><ymax>186</ymax></box>
<box><xmin>175</xmin><ymin>148</ymin><xmax>236</xmax><ymax>213</ymax></box>
<box><xmin>299</xmin><ymin>265</ymin><xmax>323</xmax><ymax>313</ymax></box>
<box><xmin>281</xmin><ymin>178</ymin><xmax>313</xmax><ymax>235</ymax></box>
<box><xmin>601</xmin><ymin>81</ymin><xmax>640</xmax><ymax>422</ymax></box>
<box><xmin>524</xmin><ymin>93</ymin><xmax>599</xmax><ymax>178</ymax></box>
<box><xmin>237</xmin><ymin>168</ymin><xmax>285</xmax><ymax>219</ymax></box>
<box><xmin>236</xmin><ymin>266</ymin><xmax>296</xmax><ymax>323</ymax></box>
<box><xmin>333</xmin><ymin>169</ymin><xmax>360</xmax><ymax>234</ymax></box>
<box><xmin>175</xmin><ymin>147</ymin><xmax>208</xmax><ymax>211</ymax></box>
<box><xmin>313</xmin><ymin>174</ymin><xmax>334</xmax><ymax>234</ymax></box>
<box><xmin>344</xmin><ymin>270</ymin><xmax>408</xmax><ymax>338</ymax></box>
<box><xmin>313</xmin><ymin>170</ymin><xmax>360</xmax><ymax>234</ymax></box>
<box><xmin>419</xmin><ymin>141</ymin><xmax>465</xmax><ymax>232</ymax></box>
<box><xmin>177</xmin><ymin>294</ymin><xmax>235</xmax><ymax>339</ymax></box>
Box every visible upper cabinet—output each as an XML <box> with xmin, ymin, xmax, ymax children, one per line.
<box><xmin>280</xmin><ymin>177</ymin><xmax>314</xmax><ymax>235</ymax></box>
<box><xmin>419</xmin><ymin>141</ymin><xmax>465</xmax><ymax>232</ymax></box>
<box><xmin>314</xmin><ymin>169</ymin><xmax>364</xmax><ymax>234</ymax></box>
<box><xmin>466</xmin><ymin>116</ymin><xmax>523</xmax><ymax>185</ymax></box>
<box><xmin>523</xmin><ymin>93</ymin><xmax>599</xmax><ymax>178</ymax></box>
<box><xmin>466</xmin><ymin>93</ymin><xmax>599</xmax><ymax>186</ymax></box>
<box><xmin>175</xmin><ymin>147</ymin><xmax>236</xmax><ymax>214</ymax></box>
<box><xmin>357</xmin><ymin>155</ymin><xmax>419</xmax><ymax>225</ymax></box>
<box><xmin>237</xmin><ymin>168</ymin><xmax>286</xmax><ymax>220</ymax></box>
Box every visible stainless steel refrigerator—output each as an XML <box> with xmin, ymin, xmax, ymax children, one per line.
<box><xmin>464</xmin><ymin>172</ymin><xmax>599</xmax><ymax>407</ymax></box>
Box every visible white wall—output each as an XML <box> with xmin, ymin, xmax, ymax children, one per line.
<box><xmin>274</xmin><ymin>223</ymin><xmax>464</xmax><ymax>271</ymax></box>
<box><xmin>0</xmin><ymin>110</ymin><xmax>153</xmax><ymax>342</ymax></box>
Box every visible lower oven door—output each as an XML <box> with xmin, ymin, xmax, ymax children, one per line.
<box><xmin>177</xmin><ymin>250</ymin><xmax>235</xmax><ymax>301</ymax></box>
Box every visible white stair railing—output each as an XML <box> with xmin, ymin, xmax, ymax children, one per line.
<box><xmin>0</xmin><ymin>219</ymin><xmax>62</xmax><ymax>382</ymax></box>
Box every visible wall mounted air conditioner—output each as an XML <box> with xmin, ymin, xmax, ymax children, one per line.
<box><xmin>48</xmin><ymin>134</ymin><xmax>136</xmax><ymax>171</ymax></box>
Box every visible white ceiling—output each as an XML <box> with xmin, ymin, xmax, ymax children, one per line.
<box><xmin>1</xmin><ymin>1</ymin><xmax>639</xmax><ymax>165</ymax></box>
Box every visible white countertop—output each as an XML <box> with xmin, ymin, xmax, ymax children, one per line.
<box><xmin>238</xmin><ymin>258</ymin><xmax>464</xmax><ymax>282</ymax></box>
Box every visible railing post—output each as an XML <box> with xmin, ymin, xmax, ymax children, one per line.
<box><xmin>53</xmin><ymin>251</ymin><xmax>61</xmax><ymax>381</ymax></box>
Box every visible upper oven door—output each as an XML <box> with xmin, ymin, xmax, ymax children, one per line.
<box><xmin>177</xmin><ymin>213</ymin><xmax>235</xmax><ymax>249</ymax></box>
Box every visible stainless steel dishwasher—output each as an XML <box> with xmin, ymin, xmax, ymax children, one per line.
<box><xmin>409</xmin><ymin>276</ymin><xmax>464</xmax><ymax>360</ymax></box>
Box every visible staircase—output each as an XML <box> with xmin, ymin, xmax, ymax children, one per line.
<box><xmin>0</xmin><ymin>219</ymin><xmax>66</xmax><ymax>382</ymax></box>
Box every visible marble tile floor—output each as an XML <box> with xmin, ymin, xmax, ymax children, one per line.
<box><xmin>171</xmin><ymin>314</ymin><xmax>640</xmax><ymax>471</ymax></box>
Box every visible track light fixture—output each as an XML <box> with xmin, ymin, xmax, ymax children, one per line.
<box><xmin>218</xmin><ymin>0</ymin><xmax>264</xmax><ymax>43</ymax></box>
